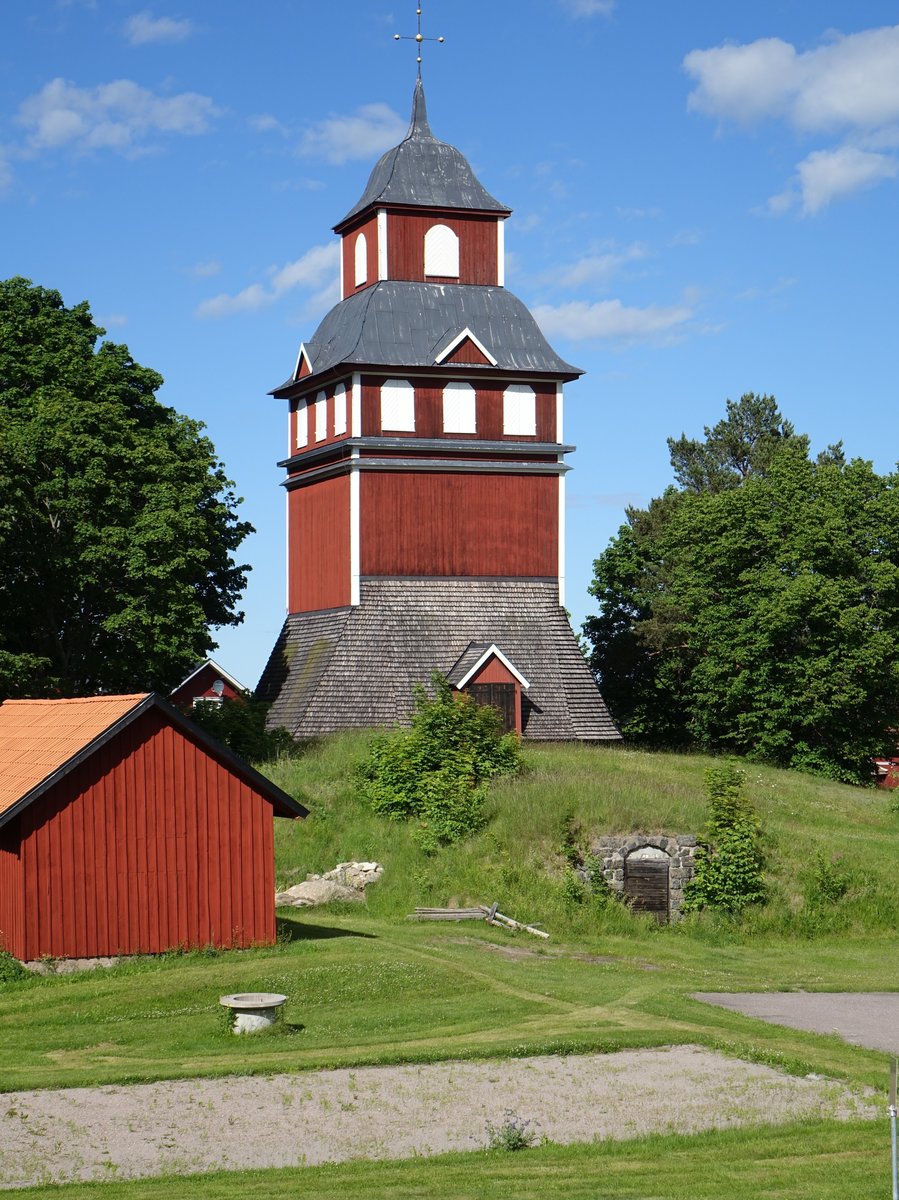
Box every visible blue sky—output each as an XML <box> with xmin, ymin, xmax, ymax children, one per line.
<box><xmin>3</xmin><ymin>1</ymin><xmax>898</xmax><ymax>689</ymax></box>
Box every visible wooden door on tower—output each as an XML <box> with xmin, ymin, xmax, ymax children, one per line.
<box><xmin>624</xmin><ymin>847</ymin><xmax>670</xmax><ymax>923</ymax></box>
<box><xmin>466</xmin><ymin>683</ymin><xmax>516</xmax><ymax>733</ymax></box>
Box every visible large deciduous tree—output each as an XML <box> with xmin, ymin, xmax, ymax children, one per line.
<box><xmin>0</xmin><ymin>277</ymin><xmax>252</xmax><ymax>698</ymax></box>
<box><xmin>584</xmin><ymin>394</ymin><xmax>899</xmax><ymax>782</ymax></box>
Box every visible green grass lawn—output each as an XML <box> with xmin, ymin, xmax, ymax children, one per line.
<box><xmin>2</xmin><ymin>739</ymin><xmax>898</xmax><ymax>1198</ymax></box>
<box><xmin>6</xmin><ymin>1121</ymin><xmax>892</xmax><ymax>1200</ymax></box>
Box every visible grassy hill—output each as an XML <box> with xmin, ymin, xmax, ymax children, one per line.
<box><xmin>265</xmin><ymin>735</ymin><xmax>899</xmax><ymax>941</ymax></box>
<box><xmin>2</xmin><ymin>738</ymin><xmax>898</xmax><ymax>1198</ymax></box>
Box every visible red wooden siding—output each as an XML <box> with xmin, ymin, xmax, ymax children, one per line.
<box><xmin>469</xmin><ymin>656</ymin><xmax>518</xmax><ymax>686</ymax></box>
<box><xmin>341</xmin><ymin>213</ymin><xmax>379</xmax><ymax>297</ymax></box>
<box><xmin>0</xmin><ymin>825</ymin><xmax>24</xmax><ymax>958</ymax></box>
<box><xmin>360</xmin><ymin>472</ymin><xmax>558</xmax><ymax>578</ymax></box>
<box><xmin>360</xmin><ymin>378</ymin><xmax>556</xmax><ymax>441</ymax></box>
<box><xmin>170</xmin><ymin>665</ymin><xmax>243</xmax><ymax>708</ymax></box>
<box><xmin>12</xmin><ymin>709</ymin><xmax>277</xmax><ymax>960</ymax></box>
<box><xmin>465</xmin><ymin>656</ymin><xmax>522</xmax><ymax>734</ymax></box>
<box><xmin>443</xmin><ymin>338</ymin><xmax>492</xmax><ymax>366</ymax></box>
<box><xmin>388</xmin><ymin>213</ymin><xmax>498</xmax><ymax>284</ymax></box>
<box><xmin>288</xmin><ymin>474</ymin><xmax>351</xmax><ymax>612</ymax></box>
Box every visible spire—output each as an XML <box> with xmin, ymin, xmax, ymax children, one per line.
<box><xmin>335</xmin><ymin>81</ymin><xmax>510</xmax><ymax>228</ymax></box>
<box><xmin>407</xmin><ymin>78</ymin><xmax>433</xmax><ymax>140</ymax></box>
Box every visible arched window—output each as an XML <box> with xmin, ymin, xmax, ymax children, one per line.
<box><xmin>503</xmin><ymin>384</ymin><xmax>536</xmax><ymax>436</ymax></box>
<box><xmin>424</xmin><ymin>223</ymin><xmax>459</xmax><ymax>277</ymax></box>
<box><xmin>380</xmin><ymin>379</ymin><xmax>415</xmax><ymax>432</ymax></box>
<box><xmin>354</xmin><ymin>233</ymin><xmax>368</xmax><ymax>287</ymax></box>
<box><xmin>443</xmin><ymin>382</ymin><xmax>476</xmax><ymax>434</ymax></box>
<box><xmin>315</xmin><ymin>390</ymin><xmax>327</xmax><ymax>442</ymax></box>
<box><xmin>333</xmin><ymin>382</ymin><xmax>347</xmax><ymax>436</ymax></box>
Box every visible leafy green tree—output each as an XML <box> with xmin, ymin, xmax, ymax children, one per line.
<box><xmin>357</xmin><ymin>674</ymin><xmax>521</xmax><ymax>851</ymax></box>
<box><xmin>585</xmin><ymin>395</ymin><xmax>899</xmax><ymax>781</ymax></box>
<box><xmin>0</xmin><ymin>278</ymin><xmax>252</xmax><ymax>697</ymax></box>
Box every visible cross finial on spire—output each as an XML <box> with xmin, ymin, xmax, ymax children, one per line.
<box><xmin>393</xmin><ymin>5</ymin><xmax>444</xmax><ymax>80</ymax></box>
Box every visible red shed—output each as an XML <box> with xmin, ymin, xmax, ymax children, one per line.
<box><xmin>0</xmin><ymin>693</ymin><xmax>306</xmax><ymax>961</ymax></box>
<box><xmin>169</xmin><ymin>658</ymin><xmax>248</xmax><ymax>709</ymax></box>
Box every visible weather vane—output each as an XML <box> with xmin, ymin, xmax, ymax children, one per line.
<box><xmin>393</xmin><ymin>6</ymin><xmax>445</xmax><ymax>79</ymax></box>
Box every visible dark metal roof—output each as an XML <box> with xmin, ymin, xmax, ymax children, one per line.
<box><xmin>273</xmin><ymin>282</ymin><xmax>582</xmax><ymax>393</ymax></box>
<box><xmin>256</xmin><ymin>579</ymin><xmax>620</xmax><ymax>742</ymax></box>
<box><xmin>337</xmin><ymin>81</ymin><xmax>509</xmax><ymax>227</ymax></box>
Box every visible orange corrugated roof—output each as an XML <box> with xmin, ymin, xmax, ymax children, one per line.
<box><xmin>0</xmin><ymin>695</ymin><xmax>149</xmax><ymax>817</ymax></box>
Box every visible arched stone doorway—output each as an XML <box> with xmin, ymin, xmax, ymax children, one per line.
<box><xmin>623</xmin><ymin>845</ymin><xmax>670</xmax><ymax>923</ymax></box>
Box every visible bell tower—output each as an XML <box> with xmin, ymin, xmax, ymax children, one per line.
<box><xmin>257</xmin><ymin>82</ymin><xmax>619</xmax><ymax>742</ymax></box>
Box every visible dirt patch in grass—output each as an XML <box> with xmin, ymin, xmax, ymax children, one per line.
<box><xmin>0</xmin><ymin>1046</ymin><xmax>876</xmax><ymax>1188</ymax></box>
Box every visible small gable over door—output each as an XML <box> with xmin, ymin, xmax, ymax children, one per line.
<box><xmin>446</xmin><ymin>642</ymin><xmax>529</xmax><ymax>734</ymax></box>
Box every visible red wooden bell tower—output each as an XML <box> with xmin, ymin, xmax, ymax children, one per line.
<box><xmin>257</xmin><ymin>83</ymin><xmax>619</xmax><ymax>742</ymax></box>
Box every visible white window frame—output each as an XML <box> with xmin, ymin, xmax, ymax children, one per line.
<box><xmin>442</xmin><ymin>382</ymin><xmax>476</xmax><ymax>434</ymax></box>
<box><xmin>333</xmin><ymin>382</ymin><xmax>347</xmax><ymax>436</ymax></box>
<box><xmin>296</xmin><ymin>399</ymin><xmax>308</xmax><ymax>449</ymax></box>
<box><xmin>315</xmin><ymin>390</ymin><xmax>327</xmax><ymax>442</ymax></box>
<box><xmin>354</xmin><ymin>232</ymin><xmax>368</xmax><ymax>287</ymax></box>
<box><xmin>424</xmin><ymin>223</ymin><xmax>459</xmax><ymax>277</ymax></box>
<box><xmin>380</xmin><ymin>379</ymin><xmax>415</xmax><ymax>432</ymax></box>
<box><xmin>503</xmin><ymin>384</ymin><xmax>536</xmax><ymax>437</ymax></box>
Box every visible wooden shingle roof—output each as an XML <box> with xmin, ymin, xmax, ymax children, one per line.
<box><xmin>257</xmin><ymin>579</ymin><xmax>620</xmax><ymax>741</ymax></box>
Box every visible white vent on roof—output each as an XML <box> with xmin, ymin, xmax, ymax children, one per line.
<box><xmin>443</xmin><ymin>382</ymin><xmax>476</xmax><ymax>434</ymax></box>
<box><xmin>424</xmin><ymin>223</ymin><xmax>459</xmax><ymax>277</ymax></box>
<box><xmin>354</xmin><ymin>232</ymin><xmax>368</xmax><ymax>287</ymax></box>
<box><xmin>503</xmin><ymin>384</ymin><xmax>536</xmax><ymax>436</ymax></box>
<box><xmin>381</xmin><ymin>379</ymin><xmax>415</xmax><ymax>432</ymax></box>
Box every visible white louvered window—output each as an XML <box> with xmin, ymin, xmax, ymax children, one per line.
<box><xmin>424</xmin><ymin>223</ymin><xmax>459</xmax><ymax>277</ymax></box>
<box><xmin>503</xmin><ymin>384</ymin><xmax>536</xmax><ymax>436</ymax></box>
<box><xmin>315</xmin><ymin>391</ymin><xmax>327</xmax><ymax>442</ymax></box>
<box><xmin>354</xmin><ymin>233</ymin><xmax>368</xmax><ymax>287</ymax></box>
<box><xmin>380</xmin><ymin>379</ymin><xmax>415</xmax><ymax>432</ymax></box>
<box><xmin>333</xmin><ymin>382</ymin><xmax>347</xmax><ymax>436</ymax></box>
<box><xmin>295</xmin><ymin>399</ymin><xmax>308</xmax><ymax>449</ymax></box>
<box><xmin>443</xmin><ymin>382</ymin><xmax>476</xmax><ymax>434</ymax></box>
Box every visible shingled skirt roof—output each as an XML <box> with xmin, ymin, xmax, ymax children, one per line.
<box><xmin>256</xmin><ymin>579</ymin><xmax>620</xmax><ymax>741</ymax></box>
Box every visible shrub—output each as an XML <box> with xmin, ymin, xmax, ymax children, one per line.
<box><xmin>357</xmin><ymin>674</ymin><xmax>521</xmax><ymax>849</ymax></box>
<box><xmin>681</xmin><ymin>763</ymin><xmax>765</xmax><ymax>915</ymax></box>
<box><xmin>484</xmin><ymin>1110</ymin><xmax>538</xmax><ymax>1151</ymax></box>
<box><xmin>0</xmin><ymin>949</ymin><xmax>28</xmax><ymax>983</ymax></box>
<box><xmin>189</xmin><ymin>693</ymin><xmax>295</xmax><ymax>763</ymax></box>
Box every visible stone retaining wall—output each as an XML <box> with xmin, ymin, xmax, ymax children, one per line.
<box><xmin>590</xmin><ymin>833</ymin><xmax>698</xmax><ymax>918</ymax></box>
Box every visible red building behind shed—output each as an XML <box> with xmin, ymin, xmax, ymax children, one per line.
<box><xmin>0</xmin><ymin>694</ymin><xmax>306</xmax><ymax>961</ymax></box>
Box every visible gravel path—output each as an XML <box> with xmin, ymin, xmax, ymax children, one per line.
<box><xmin>694</xmin><ymin>992</ymin><xmax>899</xmax><ymax>1054</ymax></box>
<box><xmin>0</xmin><ymin>1046</ymin><xmax>876</xmax><ymax>1188</ymax></box>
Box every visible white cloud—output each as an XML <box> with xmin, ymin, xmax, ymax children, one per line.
<box><xmin>196</xmin><ymin>242</ymin><xmax>339</xmax><ymax>319</ymax></box>
<box><xmin>532</xmin><ymin>298</ymin><xmax>694</xmax><ymax>344</ymax></box>
<box><xmin>17</xmin><ymin>78</ymin><xmax>219</xmax><ymax>156</ymax></box>
<box><xmin>685</xmin><ymin>25</ymin><xmax>899</xmax><ymax>214</ymax></box>
<box><xmin>123</xmin><ymin>11</ymin><xmax>194</xmax><ymax>45</ymax></box>
<box><xmin>684</xmin><ymin>27</ymin><xmax>899</xmax><ymax>132</ymax></box>
<box><xmin>541</xmin><ymin>242</ymin><xmax>648</xmax><ymax>289</ymax></box>
<box><xmin>97</xmin><ymin>313</ymin><xmax>128</xmax><ymax>328</ymax></box>
<box><xmin>0</xmin><ymin>150</ymin><xmax>12</xmax><ymax>193</ymax></box>
<box><xmin>559</xmin><ymin>0</ymin><xmax>614</xmax><ymax>16</ymax></box>
<box><xmin>190</xmin><ymin>259</ymin><xmax>221</xmax><ymax>279</ymax></box>
<box><xmin>248</xmin><ymin>113</ymin><xmax>286</xmax><ymax>134</ymax></box>
<box><xmin>796</xmin><ymin>145</ymin><xmax>899</xmax><ymax>214</ymax></box>
<box><xmin>298</xmin><ymin>103</ymin><xmax>406</xmax><ymax>165</ymax></box>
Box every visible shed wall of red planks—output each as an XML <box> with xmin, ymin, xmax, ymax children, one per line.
<box><xmin>288</xmin><ymin>475</ymin><xmax>351</xmax><ymax>612</ymax></box>
<box><xmin>360</xmin><ymin>379</ymin><xmax>556</xmax><ymax>442</ymax></box>
<box><xmin>341</xmin><ymin>213</ymin><xmax>379</xmax><ymax>297</ymax></box>
<box><xmin>0</xmin><ymin>827</ymin><xmax>24</xmax><ymax>957</ymax></box>
<box><xmin>6</xmin><ymin>709</ymin><xmax>277</xmax><ymax>960</ymax></box>
<box><xmin>360</xmin><ymin>472</ymin><xmax>558</xmax><ymax>577</ymax></box>
<box><xmin>388</xmin><ymin>213</ymin><xmax>498</xmax><ymax>284</ymax></box>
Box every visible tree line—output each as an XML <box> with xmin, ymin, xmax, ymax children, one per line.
<box><xmin>584</xmin><ymin>393</ymin><xmax>899</xmax><ymax>782</ymax></box>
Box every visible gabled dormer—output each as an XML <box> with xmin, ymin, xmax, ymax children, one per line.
<box><xmin>335</xmin><ymin>81</ymin><xmax>510</xmax><ymax>297</ymax></box>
